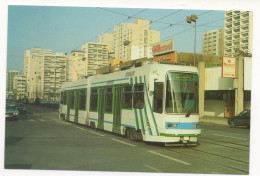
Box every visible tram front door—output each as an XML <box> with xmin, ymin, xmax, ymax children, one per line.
<box><xmin>113</xmin><ymin>86</ymin><xmax>123</xmax><ymax>134</ymax></box>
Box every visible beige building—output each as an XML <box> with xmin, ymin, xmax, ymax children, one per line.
<box><xmin>80</xmin><ymin>42</ymin><xmax>109</xmax><ymax>76</ymax></box>
<box><xmin>224</xmin><ymin>11</ymin><xmax>253</xmax><ymax>56</ymax></box>
<box><xmin>24</xmin><ymin>48</ymin><xmax>67</xmax><ymax>102</ymax></box>
<box><xmin>13</xmin><ymin>74</ymin><xmax>27</xmax><ymax>100</ymax></box>
<box><xmin>98</xmin><ymin>19</ymin><xmax>160</xmax><ymax>61</ymax></box>
<box><xmin>6</xmin><ymin>70</ymin><xmax>23</xmax><ymax>100</ymax></box>
<box><xmin>67</xmin><ymin>51</ymin><xmax>87</xmax><ymax>82</ymax></box>
<box><xmin>202</xmin><ymin>28</ymin><xmax>224</xmax><ymax>56</ymax></box>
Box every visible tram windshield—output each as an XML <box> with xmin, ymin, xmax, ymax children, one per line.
<box><xmin>166</xmin><ymin>72</ymin><xmax>198</xmax><ymax>114</ymax></box>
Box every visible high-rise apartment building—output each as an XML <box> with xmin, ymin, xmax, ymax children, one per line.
<box><xmin>98</xmin><ymin>19</ymin><xmax>160</xmax><ymax>60</ymax></box>
<box><xmin>67</xmin><ymin>51</ymin><xmax>87</xmax><ymax>82</ymax></box>
<box><xmin>24</xmin><ymin>48</ymin><xmax>67</xmax><ymax>101</ymax></box>
<box><xmin>81</xmin><ymin>42</ymin><xmax>109</xmax><ymax>76</ymax></box>
<box><xmin>202</xmin><ymin>28</ymin><xmax>224</xmax><ymax>56</ymax></box>
<box><xmin>6</xmin><ymin>70</ymin><xmax>23</xmax><ymax>100</ymax></box>
<box><xmin>224</xmin><ymin>11</ymin><xmax>253</xmax><ymax>57</ymax></box>
<box><xmin>13</xmin><ymin>74</ymin><xmax>27</xmax><ymax>100</ymax></box>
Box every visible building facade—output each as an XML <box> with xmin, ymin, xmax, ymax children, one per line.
<box><xmin>224</xmin><ymin>11</ymin><xmax>253</xmax><ymax>57</ymax></box>
<box><xmin>13</xmin><ymin>74</ymin><xmax>27</xmax><ymax>100</ymax></box>
<box><xmin>81</xmin><ymin>42</ymin><xmax>109</xmax><ymax>76</ymax></box>
<box><xmin>67</xmin><ymin>51</ymin><xmax>87</xmax><ymax>82</ymax></box>
<box><xmin>6</xmin><ymin>70</ymin><xmax>23</xmax><ymax>100</ymax></box>
<box><xmin>202</xmin><ymin>28</ymin><xmax>224</xmax><ymax>56</ymax></box>
<box><xmin>98</xmin><ymin>19</ymin><xmax>160</xmax><ymax>61</ymax></box>
<box><xmin>24</xmin><ymin>48</ymin><xmax>67</xmax><ymax>102</ymax></box>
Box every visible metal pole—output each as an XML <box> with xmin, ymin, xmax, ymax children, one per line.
<box><xmin>194</xmin><ymin>21</ymin><xmax>196</xmax><ymax>66</ymax></box>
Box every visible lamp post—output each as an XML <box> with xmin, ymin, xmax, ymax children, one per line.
<box><xmin>187</xmin><ymin>14</ymin><xmax>198</xmax><ymax>66</ymax></box>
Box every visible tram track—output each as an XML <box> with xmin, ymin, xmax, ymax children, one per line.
<box><xmin>199</xmin><ymin>136</ymin><xmax>249</xmax><ymax>151</ymax></box>
<box><xmin>166</xmin><ymin>147</ymin><xmax>249</xmax><ymax>174</ymax></box>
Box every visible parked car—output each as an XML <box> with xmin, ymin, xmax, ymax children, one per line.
<box><xmin>6</xmin><ymin>103</ymin><xmax>19</xmax><ymax>120</ymax></box>
<box><xmin>16</xmin><ymin>102</ymin><xmax>27</xmax><ymax>114</ymax></box>
<box><xmin>228</xmin><ymin>109</ymin><xmax>250</xmax><ymax>128</ymax></box>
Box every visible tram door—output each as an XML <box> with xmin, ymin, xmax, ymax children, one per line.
<box><xmin>97</xmin><ymin>88</ymin><xmax>105</xmax><ymax>130</ymax></box>
<box><xmin>113</xmin><ymin>86</ymin><xmax>123</xmax><ymax>134</ymax></box>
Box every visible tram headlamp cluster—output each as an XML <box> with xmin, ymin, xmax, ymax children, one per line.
<box><xmin>167</xmin><ymin>123</ymin><xmax>178</xmax><ymax>128</ymax></box>
<box><xmin>193</xmin><ymin>124</ymin><xmax>199</xmax><ymax>128</ymax></box>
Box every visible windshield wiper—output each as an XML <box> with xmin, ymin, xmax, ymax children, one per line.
<box><xmin>185</xmin><ymin>109</ymin><xmax>192</xmax><ymax>117</ymax></box>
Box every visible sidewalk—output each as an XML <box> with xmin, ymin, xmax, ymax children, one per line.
<box><xmin>199</xmin><ymin>116</ymin><xmax>229</xmax><ymax>126</ymax></box>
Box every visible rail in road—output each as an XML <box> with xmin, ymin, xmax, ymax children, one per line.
<box><xmin>5</xmin><ymin>104</ymin><xmax>250</xmax><ymax>175</ymax></box>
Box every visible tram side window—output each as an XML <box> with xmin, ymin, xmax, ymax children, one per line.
<box><xmin>133</xmin><ymin>84</ymin><xmax>144</xmax><ymax>109</ymax></box>
<box><xmin>70</xmin><ymin>91</ymin><xmax>74</xmax><ymax>109</ymax></box>
<box><xmin>79</xmin><ymin>89</ymin><xmax>86</xmax><ymax>110</ymax></box>
<box><xmin>90</xmin><ymin>88</ymin><xmax>98</xmax><ymax>111</ymax></box>
<box><xmin>123</xmin><ymin>85</ymin><xmax>132</xmax><ymax>108</ymax></box>
<box><xmin>153</xmin><ymin>82</ymin><xmax>163</xmax><ymax>113</ymax></box>
<box><xmin>60</xmin><ymin>91</ymin><xmax>66</xmax><ymax>105</ymax></box>
<box><xmin>105</xmin><ymin>88</ymin><xmax>113</xmax><ymax>113</ymax></box>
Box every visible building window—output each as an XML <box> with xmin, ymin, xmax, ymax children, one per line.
<box><xmin>90</xmin><ymin>88</ymin><xmax>98</xmax><ymax>111</ymax></box>
<box><xmin>79</xmin><ymin>89</ymin><xmax>86</xmax><ymax>110</ymax></box>
<box><xmin>105</xmin><ymin>88</ymin><xmax>113</xmax><ymax>113</ymax></box>
<box><xmin>133</xmin><ymin>84</ymin><xmax>144</xmax><ymax>109</ymax></box>
<box><xmin>153</xmin><ymin>82</ymin><xmax>163</xmax><ymax>113</ymax></box>
<box><xmin>123</xmin><ymin>85</ymin><xmax>132</xmax><ymax>108</ymax></box>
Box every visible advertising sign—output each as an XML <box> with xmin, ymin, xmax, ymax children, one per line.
<box><xmin>222</xmin><ymin>57</ymin><xmax>238</xmax><ymax>78</ymax></box>
<box><xmin>152</xmin><ymin>39</ymin><xmax>174</xmax><ymax>56</ymax></box>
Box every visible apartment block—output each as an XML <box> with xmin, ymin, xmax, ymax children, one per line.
<box><xmin>6</xmin><ymin>70</ymin><xmax>23</xmax><ymax>100</ymax></box>
<box><xmin>224</xmin><ymin>11</ymin><xmax>253</xmax><ymax>57</ymax></box>
<box><xmin>13</xmin><ymin>74</ymin><xmax>27</xmax><ymax>100</ymax></box>
<box><xmin>81</xmin><ymin>42</ymin><xmax>109</xmax><ymax>76</ymax></box>
<box><xmin>67</xmin><ymin>51</ymin><xmax>87</xmax><ymax>82</ymax></box>
<box><xmin>24</xmin><ymin>48</ymin><xmax>67</xmax><ymax>101</ymax></box>
<box><xmin>98</xmin><ymin>19</ymin><xmax>160</xmax><ymax>61</ymax></box>
<box><xmin>202</xmin><ymin>28</ymin><xmax>224</xmax><ymax>56</ymax></box>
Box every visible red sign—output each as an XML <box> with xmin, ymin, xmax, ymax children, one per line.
<box><xmin>222</xmin><ymin>57</ymin><xmax>238</xmax><ymax>78</ymax></box>
<box><xmin>152</xmin><ymin>39</ymin><xmax>174</xmax><ymax>56</ymax></box>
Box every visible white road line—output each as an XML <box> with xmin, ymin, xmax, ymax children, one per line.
<box><xmin>88</xmin><ymin>130</ymin><xmax>105</xmax><ymax>137</ymax></box>
<box><xmin>74</xmin><ymin>126</ymin><xmax>85</xmax><ymax>130</ymax></box>
<box><xmin>111</xmin><ymin>138</ymin><xmax>136</xmax><ymax>147</ymax></box>
<box><xmin>148</xmin><ymin>151</ymin><xmax>191</xmax><ymax>165</ymax></box>
<box><xmin>28</xmin><ymin>119</ymin><xmax>35</xmax><ymax>122</ymax></box>
<box><xmin>213</xmin><ymin>134</ymin><xmax>247</xmax><ymax>141</ymax></box>
<box><xmin>144</xmin><ymin>164</ymin><xmax>162</xmax><ymax>172</ymax></box>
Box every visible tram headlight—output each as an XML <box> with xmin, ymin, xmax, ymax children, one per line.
<box><xmin>193</xmin><ymin>124</ymin><xmax>199</xmax><ymax>128</ymax></box>
<box><xmin>167</xmin><ymin>123</ymin><xmax>178</xmax><ymax>128</ymax></box>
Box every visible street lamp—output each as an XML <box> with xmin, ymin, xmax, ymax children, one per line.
<box><xmin>187</xmin><ymin>14</ymin><xmax>198</xmax><ymax>66</ymax></box>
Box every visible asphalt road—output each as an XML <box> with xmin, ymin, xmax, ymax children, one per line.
<box><xmin>4</xmin><ymin>104</ymin><xmax>250</xmax><ymax>175</ymax></box>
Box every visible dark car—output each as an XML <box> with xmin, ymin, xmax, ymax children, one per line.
<box><xmin>228</xmin><ymin>109</ymin><xmax>250</xmax><ymax>128</ymax></box>
<box><xmin>6</xmin><ymin>103</ymin><xmax>19</xmax><ymax>120</ymax></box>
<box><xmin>16</xmin><ymin>102</ymin><xmax>27</xmax><ymax>114</ymax></box>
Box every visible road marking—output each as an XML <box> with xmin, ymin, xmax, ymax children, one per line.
<box><xmin>28</xmin><ymin>119</ymin><xmax>35</xmax><ymax>122</ymax></box>
<box><xmin>38</xmin><ymin>119</ymin><xmax>46</xmax><ymax>122</ymax></box>
<box><xmin>213</xmin><ymin>134</ymin><xmax>247</xmax><ymax>141</ymax></box>
<box><xmin>88</xmin><ymin>130</ymin><xmax>105</xmax><ymax>137</ymax></box>
<box><xmin>74</xmin><ymin>126</ymin><xmax>85</xmax><ymax>130</ymax></box>
<box><xmin>144</xmin><ymin>164</ymin><xmax>162</xmax><ymax>172</ymax></box>
<box><xmin>111</xmin><ymin>138</ymin><xmax>136</xmax><ymax>147</ymax></box>
<box><xmin>148</xmin><ymin>151</ymin><xmax>191</xmax><ymax>165</ymax></box>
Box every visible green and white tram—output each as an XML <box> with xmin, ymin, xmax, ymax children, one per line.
<box><xmin>59</xmin><ymin>61</ymin><xmax>201</xmax><ymax>146</ymax></box>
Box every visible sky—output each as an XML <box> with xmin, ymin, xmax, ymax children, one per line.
<box><xmin>6</xmin><ymin>6</ymin><xmax>225</xmax><ymax>70</ymax></box>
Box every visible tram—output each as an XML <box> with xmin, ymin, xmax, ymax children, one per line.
<box><xmin>59</xmin><ymin>60</ymin><xmax>201</xmax><ymax>146</ymax></box>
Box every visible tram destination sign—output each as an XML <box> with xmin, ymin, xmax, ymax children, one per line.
<box><xmin>222</xmin><ymin>56</ymin><xmax>238</xmax><ymax>78</ymax></box>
